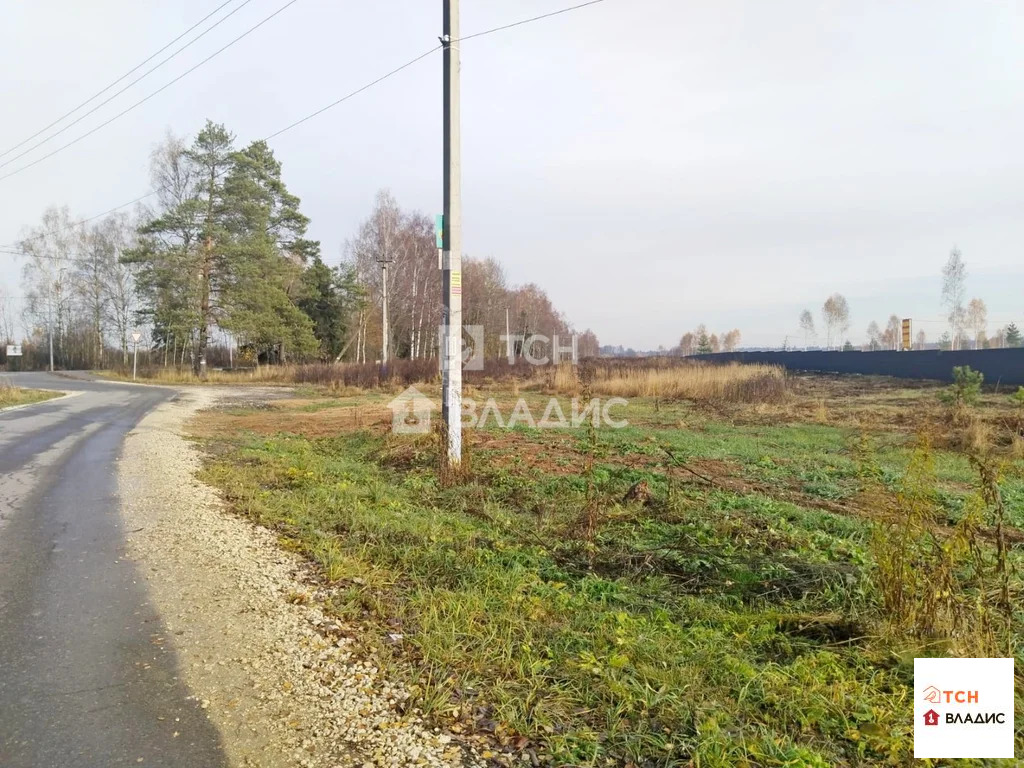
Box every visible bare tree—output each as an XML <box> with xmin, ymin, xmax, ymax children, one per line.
<box><xmin>941</xmin><ymin>247</ymin><xmax>967</xmax><ymax>350</ymax></box>
<box><xmin>966</xmin><ymin>297</ymin><xmax>987</xmax><ymax>349</ymax></box>
<box><xmin>678</xmin><ymin>332</ymin><xmax>695</xmax><ymax>356</ymax></box>
<box><xmin>916</xmin><ymin>329</ymin><xmax>926</xmax><ymax>350</ymax></box>
<box><xmin>91</xmin><ymin>213</ymin><xmax>138</xmax><ymax>364</ymax></box>
<box><xmin>347</xmin><ymin>190</ymin><xmax>404</xmax><ymax>362</ymax></box>
<box><xmin>76</xmin><ymin>224</ymin><xmax>111</xmax><ymax>367</ymax></box>
<box><xmin>20</xmin><ymin>206</ymin><xmax>80</xmax><ymax>370</ymax></box>
<box><xmin>885</xmin><ymin>314</ymin><xmax>901</xmax><ymax>350</ymax></box>
<box><xmin>150</xmin><ymin>130</ymin><xmax>198</xmax><ymax>210</ymax></box>
<box><xmin>799</xmin><ymin>309</ymin><xmax>815</xmax><ymax>347</ymax></box>
<box><xmin>867</xmin><ymin>320</ymin><xmax>882</xmax><ymax>350</ymax></box>
<box><xmin>0</xmin><ymin>287</ymin><xmax>14</xmax><ymax>343</ymax></box>
<box><xmin>821</xmin><ymin>293</ymin><xmax>850</xmax><ymax>350</ymax></box>
<box><xmin>575</xmin><ymin>329</ymin><xmax>600</xmax><ymax>358</ymax></box>
<box><xmin>722</xmin><ymin>328</ymin><xmax>741</xmax><ymax>352</ymax></box>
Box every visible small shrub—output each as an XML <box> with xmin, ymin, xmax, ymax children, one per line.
<box><xmin>1011</xmin><ymin>387</ymin><xmax>1024</xmax><ymax>408</ymax></box>
<box><xmin>939</xmin><ymin>365</ymin><xmax>983</xmax><ymax>407</ymax></box>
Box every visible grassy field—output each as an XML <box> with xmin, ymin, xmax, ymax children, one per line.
<box><xmin>0</xmin><ymin>381</ymin><xmax>61</xmax><ymax>409</ymax></box>
<box><xmin>192</xmin><ymin>368</ymin><xmax>1024</xmax><ymax>767</ymax></box>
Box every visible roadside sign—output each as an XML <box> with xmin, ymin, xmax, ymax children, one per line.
<box><xmin>902</xmin><ymin>319</ymin><xmax>912</xmax><ymax>351</ymax></box>
<box><xmin>131</xmin><ymin>332</ymin><xmax>142</xmax><ymax>343</ymax></box>
<box><xmin>6</xmin><ymin>344</ymin><xmax>22</xmax><ymax>356</ymax></box>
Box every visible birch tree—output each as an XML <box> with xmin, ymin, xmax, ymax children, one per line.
<box><xmin>941</xmin><ymin>248</ymin><xmax>967</xmax><ymax>350</ymax></box>
<box><xmin>19</xmin><ymin>207</ymin><xmax>79</xmax><ymax>370</ymax></box>
<box><xmin>966</xmin><ymin>298</ymin><xmax>987</xmax><ymax>349</ymax></box>
<box><xmin>822</xmin><ymin>293</ymin><xmax>850</xmax><ymax>350</ymax></box>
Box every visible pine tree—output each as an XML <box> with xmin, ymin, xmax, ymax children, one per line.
<box><xmin>1006</xmin><ymin>323</ymin><xmax>1022</xmax><ymax>348</ymax></box>
<box><xmin>130</xmin><ymin>122</ymin><xmax>322</xmax><ymax>371</ymax></box>
<box><xmin>218</xmin><ymin>138</ymin><xmax>319</xmax><ymax>363</ymax></box>
<box><xmin>298</xmin><ymin>259</ymin><xmax>363</xmax><ymax>360</ymax></box>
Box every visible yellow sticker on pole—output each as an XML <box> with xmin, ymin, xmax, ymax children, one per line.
<box><xmin>451</xmin><ymin>271</ymin><xmax>462</xmax><ymax>295</ymax></box>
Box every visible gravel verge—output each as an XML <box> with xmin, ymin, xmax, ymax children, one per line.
<box><xmin>118</xmin><ymin>387</ymin><xmax>477</xmax><ymax>768</ymax></box>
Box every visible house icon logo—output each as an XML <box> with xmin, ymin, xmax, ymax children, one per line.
<box><xmin>922</xmin><ymin>685</ymin><xmax>941</xmax><ymax>704</ymax></box>
<box><xmin>387</xmin><ymin>386</ymin><xmax>437</xmax><ymax>434</ymax></box>
<box><xmin>923</xmin><ymin>709</ymin><xmax>940</xmax><ymax>727</ymax></box>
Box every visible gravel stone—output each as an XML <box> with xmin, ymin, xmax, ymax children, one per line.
<box><xmin>118</xmin><ymin>387</ymin><xmax>481</xmax><ymax>768</ymax></box>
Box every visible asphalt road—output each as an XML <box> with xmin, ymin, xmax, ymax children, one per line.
<box><xmin>0</xmin><ymin>373</ymin><xmax>227</xmax><ymax>767</ymax></box>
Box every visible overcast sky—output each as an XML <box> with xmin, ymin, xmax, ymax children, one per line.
<box><xmin>1</xmin><ymin>0</ymin><xmax>1022</xmax><ymax>348</ymax></box>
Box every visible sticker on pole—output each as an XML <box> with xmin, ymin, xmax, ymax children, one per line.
<box><xmin>451</xmin><ymin>271</ymin><xmax>462</xmax><ymax>295</ymax></box>
<box><xmin>435</xmin><ymin>214</ymin><xmax>444</xmax><ymax>249</ymax></box>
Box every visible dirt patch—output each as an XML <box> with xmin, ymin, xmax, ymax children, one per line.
<box><xmin>193</xmin><ymin>400</ymin><xmax>394</xmax><ymax>439</ymax></box>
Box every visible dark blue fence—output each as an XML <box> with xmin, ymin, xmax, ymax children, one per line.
<box><xmin>696</xmin><ymin>348</ymin><xmax>1024</xmax><ymax>387</ymax></box>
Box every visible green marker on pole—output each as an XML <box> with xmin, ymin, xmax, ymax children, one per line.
<box><xmin>435</xmin><ymin>214</ymin><xmax>445</xmax><ymax>249</ymax></box>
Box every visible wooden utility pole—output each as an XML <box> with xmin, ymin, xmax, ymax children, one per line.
<box><xmin>441</xmin><ymin>0</ymin><xmax>463</xmax><ymax>465</ymax></box>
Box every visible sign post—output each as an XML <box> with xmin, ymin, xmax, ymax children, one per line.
<box><xmin>131</xmin><ymin>332</ymin><xmax>142</xmax><ymax>381</ymax></box>
<box><xmin>6</xmin><ymin>344</ymin><xmax>22</xmax><ymax>373</ymax></box>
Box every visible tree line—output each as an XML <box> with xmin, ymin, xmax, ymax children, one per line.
<box><xmin>3</xmin><ymin>121</ymin><xmax>598</xmax><ymax>372</ymax></box>
<box><xmin>795</xmin><ymin>249</ymin><xmax>1020</xmax><ymax>352</ymax></box>
<box><xmin>676</xmin><ymin>326</ymin><xmax>741</xmax><ymax>356</ymax></box>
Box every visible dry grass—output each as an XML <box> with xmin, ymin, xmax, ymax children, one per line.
<box><xmin>105</xmin><ymin>359</ymin><xmax>440</xmax><ymax>390</ymax></box>
<box><xmin>103</xmin><ymin>365</ymin><xmax>299</xmax><ymax>386</ymax></box>
<box><xmin>0</xmin><ymin>379</ymin><xmax>60</xmax><ymax>408</ymax></box>
<box><xmin>570</xmin><ymin>361</ymin><xmax>788</xmax><ymax>403</ymax></box>
<box><xmin>107</xmin><ymin>358</ymin><xmax>788</xmax><ymax>406</ymax></box>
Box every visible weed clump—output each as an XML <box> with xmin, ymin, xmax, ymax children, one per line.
<box><xmin>863</xmin><ymin>423</ymin><xmax>1018</xmax><ymax>657</ymax></box>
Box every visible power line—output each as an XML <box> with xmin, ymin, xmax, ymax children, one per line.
<box><xmin>1</xmin><ymin>1</ymin><xmax>612</xmax><ymax>249</ymax></box>
<box><xmin>455</xmin><ymin>0</ymin><xmax>608</xmax><ymax>42</ymax></box>
<box><xmin>0</xmin><ymin>0</ymin><xmax>244</xmax><ymax>163</ymax></box>
<box><xmin>3</xmin><ymin>47</ymin><xmax>441</xmax><ymax>253</ymax></box>
<box><xmin>265</xmin><ymin>46</ymin><xmax>441</xmax><ymax>141</ymax></box>
<box><xmin>0</xmin><ymin>0</ymin><xmax>303</xmax><ymax>184</ymax></box>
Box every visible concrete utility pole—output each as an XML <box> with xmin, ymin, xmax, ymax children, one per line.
<box><xmin>505</xmin><ymin>307</ymin><xmax>511</xmax><ymax>359</ymax></box>
<box><xmin>378</xmin><ymin>257</ymin><xmax>392</xmax><ymax>367</ymax></box>
<box><xmin>47</xmin><ymin>297</ymin><xmax>54</xmax><ymax>372</ymax></box>
<box><xmin>132</xmin><ymin>332</ymin><xmax>141</xmax><ymax>381</ymax></box>
<box><xmin>440</xmin><ymin>0</ymin><xmax>463</xmax><ymax>465</ymax></box>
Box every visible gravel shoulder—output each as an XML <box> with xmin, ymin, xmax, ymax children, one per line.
<box><xmin>118</xmin><ymin>387</ymin><xmax>473</xmax><ymax>768</ymax></box>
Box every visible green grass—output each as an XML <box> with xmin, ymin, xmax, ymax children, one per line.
<box><xmin>0</xmin><ymin>385</ymin><xmax>61</xmax><ymax>409</ymax></box>
<box><xmin>196</xmin><ymin>384</ymin><xmax>1024</xmax><ymax>766</ymax></box>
